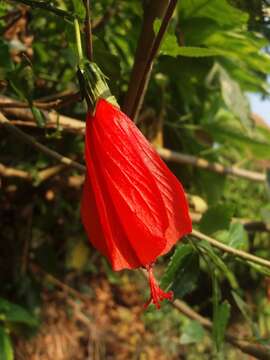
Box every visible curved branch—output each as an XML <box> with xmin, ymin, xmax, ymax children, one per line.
<box><xmin>0</xmin><ymin>112</ymin><xmax>85</xmax><ymax>172</ymax></box>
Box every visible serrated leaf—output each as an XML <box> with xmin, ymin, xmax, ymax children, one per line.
<box><xmin>0</xmin><ymin>325</ymin><xmax>13</xmax><ymax>360</ymax></box>
<box><xmin>199</xmin><ymin>204</ymin><xmax>234</xmax><ymax>235</ymax></box>
<box><xmin>180</xmin><ymin>321</ymin><xmax>205</xmax><ymax>345</ymax></box>
<box><xmin>161</xmin><ymin>244</ymin><xmax>193</xmax><ymax>290</ymax></box>
<box><xmin>213</xmin><ymin>301</ymin><xmax>231</xmax><ymax>351</ymax></box>
<box><xmin>0</xmin><ymin>298</ymin><xmax>38</xmax><ymax>327</ymax></box>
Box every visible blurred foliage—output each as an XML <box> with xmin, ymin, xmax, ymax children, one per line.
<box><xmin>1</xmin><ymin>0</ymin><xmax>270</xmax><ymax>358</ymax></box>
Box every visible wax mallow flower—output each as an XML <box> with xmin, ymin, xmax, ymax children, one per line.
<box><xmin>81</xmin><ymin>98</ymin><xmax>192</xmax><ymax>309</ymax></box>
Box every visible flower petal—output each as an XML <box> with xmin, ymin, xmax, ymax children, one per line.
<box><xmin>81</xmin><ymin>99</ymin><xmax>191</xmax><ymax>270</ymax></box>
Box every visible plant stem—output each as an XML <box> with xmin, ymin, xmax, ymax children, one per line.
<box><xmin>11</xmin><ymin>0</ymin><xmax>74</xmax><ymax>20</ymax></box>
<box><xmin>74</xmin><ymin>18</ymin><xmax>84</xmax><ymax>63</ymax></box>
<box><xmin>192</xmin><ymin>229</ymin><xmax>270</xmax><ymax>269</ymax></box>
<box><xmin>84</xmin><ymin>0</ymin><xmax>93</xmax><ymax>62</ymax></box>
<box><xmin>157</xmin><ymin>148</ymin><xmax>266</xmax><ymax>182</ymax></box>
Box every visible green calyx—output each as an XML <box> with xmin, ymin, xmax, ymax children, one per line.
<box><xmin>77</xmin><ymin>61</ymin><xmax>118</xmax><ymax>113</ymax></box>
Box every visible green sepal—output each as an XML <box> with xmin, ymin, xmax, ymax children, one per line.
<box><xmin>77</xmin><ymin>61</ymin><xmax>118</xmax><ymax>113</ymax></box>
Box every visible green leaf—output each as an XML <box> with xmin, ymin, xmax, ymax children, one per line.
<box><xmin>161</xmin><ymin>244</ymin><xmax>194</xmax><ymax>290</ymax></box>
<box><xmin>231</xmin><ymin>291</ymin><xmax>256</xmax><ymax>332</ymax></box>
<box><xmin>31</xmin><ymin>107</ymin><xmax>47</xmax><ymax>127</ymax></box>
<box><xmin>266</xmin><ymin>170</ymin><xmax>270</xmax><ymax>195</ymax></box>
<box><xmin>0</xmin><ymin>298</ymin><xmax>38</xmax><ymax>327</ymax></box>
<box><xmin>0</xmin><ymin>41</ymin><xmax>13</xmax><ymax>77</ymax></box>
<box><xmin>218</xmin><ymin>66</ymin><xmax>251</xmax><ymax>128</ymax></box>
<box><xmin>261</xmin><ymin>204</ymin><xmax>270</xmax><ymax>225</ymax></box>
<box><xmin>216</xmin><ymin>223</ymin><xmax>248</xmax><ymax>251</ymax></box>
<box><xmin>196</xmin><ymin>171</ymin><xmax>226</xmax><ymax>205</ymax></box>
<box><xmin>205</xmin><ymin>123</ymin><xmax>270</xmax><ymax>159</ymax></box>
<box><xmin>195</xmin><ymin>241</ymin><xmax>238</xmax><ymax>289</ymax></box>
<box><xmin>0</xmin><ymin>325</ymin><xmax>13</xmax><ymax>360</ymax></box>
<box><xmin>8</xmin><ymin>64</ymin><xmax>35</xmax><ymax>101</ymax></box>
<box><xmin>180</xmin><ymin>320</ymin><xmax>205</xmax><ymax>345</ymax></box>
<box><xmin>213</xmin><ymin>301</ymin><xmax>231</xmax><ymax>351</ymax></box>
<box><xmin>93</xmin><ymin>38</ymin><xmax>121</xmax><ymax>96</ymax></box>
<box><xmin>160</xmin><ymin>33</ymin><xmax>220</xmax><ymax>57</ymax></box>
<box><xmin>71</xmin><ymin>0</ymin><xmax>85</xmax><ymax>20</ymax></box>
<box><xmin>245</xmin><ymin>261</ymin><xmax>270</xmax><ymax>277</ymax></box>
<box><xmin>171</xmin><ymin>250</ymin><xmax>200</xmax><ymax>299</ymax></box>
<box><xmin>199</xmin><ymin>204</ymin><xmax>234</xmax><ymax>235</ymax></box>
<box><xmin>227</xmin><ymin>223</ymin><xmax>248</xmax><ymax>250</ymax></box>
<box><xmin>180</xmin><ymin>0</ymin><xmax>248</xmax><ymax>28</ymax></box>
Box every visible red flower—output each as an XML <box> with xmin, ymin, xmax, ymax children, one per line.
<box><xmin>81</xmin><ymin>99</ymin><xmax>192</xmax><ymax>308</ymax></box>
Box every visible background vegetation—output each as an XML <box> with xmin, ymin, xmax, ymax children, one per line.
<box><xmin>1</xmin><ymin>0</ymin><xmax>270</xmax><ymax>358</ymax></box>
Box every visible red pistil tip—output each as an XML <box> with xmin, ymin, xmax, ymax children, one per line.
<box><xmin>144</xmin><ymin>265</ymin><xmax>174</xmax><ymax>310</ymax></box>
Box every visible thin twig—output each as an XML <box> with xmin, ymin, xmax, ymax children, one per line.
<box><xmin>0</xmin><ymin>92</ymin><xmax>81</xmax><ymax>110</ymax></box>
<box><xmin>11</xmin><ymin>0</ymin><xmax>74</xmax><ymax>20</ymax></box>
<box><xmin>0</xmin><ymin>162</ymin><xmax>31</xmax><ymax>180</ymax></box>
<box><xmin>30</xmin><ymin>263</ymin><xmax>90</xmax><ymax>302</ymax></box>
<box><xmin>92</xmin><ymin>3</ymin><xmax>118</xmax><ymax>32</ymax></box>
<box><xmin>192</xmin><ymin>229</ymin><xmax>270</xmax><ymax>269</ymax></box>
<box><xmin>0</xmin><ymin>162</ymin><xmax>67</xmax><ymax>183</ymax></box>
<box><xmin>0</xmin><ymin>96</ymin><xmax>85</xmax><ymax>133</ymax></box>
<box><xmin>83</xmin><ymin>0</ymin><xmax>93</xmax><ymax>62</ymax></box>
<box><xmin>157</xmin><ymin>147</ymin><xmax>266</xmax><ymax>182</ymax></box>
<box><xmin>0</xmin><ymin>112</ymin><xmax>85</xmax><ymax>172</ymax></box>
